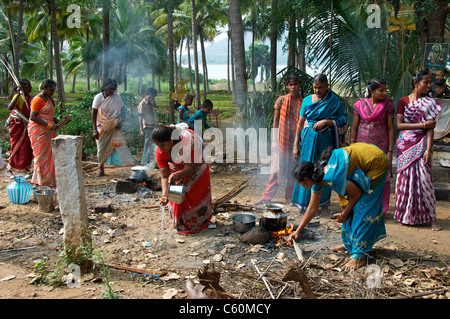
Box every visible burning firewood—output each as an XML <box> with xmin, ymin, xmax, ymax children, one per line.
<box><xmin>282</xmin><ymin>262</ymin><xmax>317</xmax><ymax>299</ymax></box>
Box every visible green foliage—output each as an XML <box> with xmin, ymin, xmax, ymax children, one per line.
<box><xmin>55</xmin><ymin>91</ymin><xmax>98</xmax><ymax>157</ymax></box>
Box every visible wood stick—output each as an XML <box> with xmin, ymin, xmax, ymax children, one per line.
<box><xmin>391</xmin><ymin>288</ymin><xmax>448</xmax><ymax>299</ymax></box>
<box><xmin>104</xmin><ymin>264</ymin><xmax>167</xmax><ymax>276</ymax></box>
<box><xmin>251</xmin><ymin>259</ymin><xmax>275</xmax><ymax>299</ymax></box>
<box><xmin>0</xmin><ymin>246</ymin><xmax>38</xmax><ymax>253</ymax></box>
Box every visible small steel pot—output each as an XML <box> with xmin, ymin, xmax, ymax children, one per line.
<box><xmin>167</xmin><ymin>184</ymin><xmax>186</xmax><ymax>204</ymax></box>
<box><xmin>231</xmin><ymin>212</ymin><xmax>257</xmax><ymax>233</ymax></box>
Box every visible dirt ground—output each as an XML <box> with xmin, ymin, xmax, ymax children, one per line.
<box><xmin>0</xmin><ymin>162</ymin><xmax>449</xmax><ymax>300</ymax></box>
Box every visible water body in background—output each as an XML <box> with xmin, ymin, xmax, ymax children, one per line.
<box><xmin>182</xmin><ymin>64</ymin><xmax>289</xmax><ymax>82</ymax></box>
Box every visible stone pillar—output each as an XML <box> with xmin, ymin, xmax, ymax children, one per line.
<box><xmin>52</xmin><ymin>135</ymin><xmax>92</xmax><ymax>271</ymax></box>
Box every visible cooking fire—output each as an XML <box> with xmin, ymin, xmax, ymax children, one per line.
<box><xmin>270</xmin><ymin>224</ymin><xmax>294</xmax><ymax>247</ymax></box>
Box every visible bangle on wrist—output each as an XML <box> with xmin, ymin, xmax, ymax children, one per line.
<box><xmin>423</xmin><ymin>122</ymin><xmax>426</xmax><ymax>129</ymax></box>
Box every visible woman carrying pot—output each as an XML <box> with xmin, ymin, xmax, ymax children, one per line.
<box><xmin>152</xmin><ymin>124</ymin><xmax>212</xmax><ymax>235</ymax></box>
<box><xmin>288</xmin><ymin>143</ymin><xmax>388</xmax><ymax>270</ymax></box>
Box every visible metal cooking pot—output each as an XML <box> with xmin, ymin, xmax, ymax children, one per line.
<box><xmin>260</xmin><ymin>203</ymin><xmax>287</xmax><ymax>231</ymax></box>
<box><xmin>167</xmin><ymin>184</ymin><xmax>186</xmax><ymax>204</ymax></box>
<box><xmin>231</xmin><ymin>212</ymin><xmax>257</xmax><ymax>233</ymax></box>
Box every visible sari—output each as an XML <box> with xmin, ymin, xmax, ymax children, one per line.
<box><xmin>96</xmin><ymin>93</ymin><xmax>134</xmax><ymax>167</ymax></box>
<box><xmin>394</xmin><ymin>96</ymin><xmax>442</xmax><ymax>225</ymax></box>
<box><xmin>312</xmin><ymin>143</ymin><xmax>387</xmax><ymax>260</ymax></box>
<box><xmin>156</xmin><ymin>129</ymin><xmax>212</xmax><ymax>235</ymax></box>
<box><xmin>260</xmin><ymin>93</ymin><xmax>302</xmax><ymax>202</ymax></box>
<box><xmin>291</xmin><ymin>90</ymin><xmax>347</xmax><ymax>211</ymax></box>
<box><xmin>8</xmin><ymin>93</ymin><xmax>33</xmax><ymax>174</ymax></box>
<box><xmin>353</xmin><ymin>97</ymin><xmax>394</xmax><ymax>214</ymax></box>
<box><xmin>28</xmin><ymin>97</ymin><xmax>56</xmax><ymax>187</ymax></box>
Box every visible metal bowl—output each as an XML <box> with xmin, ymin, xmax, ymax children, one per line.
<box><xmin>231</xmin><ymin>212</ymin><xmax>257</xmax><ymax>233</ymax></box>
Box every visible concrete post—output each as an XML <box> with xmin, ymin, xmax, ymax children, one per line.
<box><xmin>52</xmin><ymin>135</ymin><xmax>92</xmax><ymax>272</ymax></box>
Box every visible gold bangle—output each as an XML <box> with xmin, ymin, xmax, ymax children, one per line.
<box><xmin>423</xmin><ymin>122</ymin><xmax>426</xmax><ymax>130</ymax></box>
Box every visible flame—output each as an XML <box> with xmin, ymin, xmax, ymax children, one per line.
<box><xmin>270</xmin><ymin>223</ymin><xmax>294</xmax><ymax>247</ymax></box>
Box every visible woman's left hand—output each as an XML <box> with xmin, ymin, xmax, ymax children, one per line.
<box><xmin>423</xmin><ymin>150</ymin><xmax>432</xmax><ymax>166</ymax></box>
<box><xmin>333</xmin><ymin>212</ymin><xmax>347</xmax><ymax>223</ymax></box>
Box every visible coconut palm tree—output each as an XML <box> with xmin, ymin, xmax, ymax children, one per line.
<box><xmin>109</xmin><ymin>0</ymin><xmax>167</xmax><ymax>92</ymax></box>
<box><xmin>229</xmin><ymin>0</ymin><xmax>248</xmax><ymax>112</ymax></box>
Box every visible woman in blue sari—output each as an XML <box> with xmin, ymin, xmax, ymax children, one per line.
<box><xmin>291</xmin><ymin>74</ymin><xmax>347</xmax><ymax>215</ymax></box>
<box><xmin>288</xmin><ymin>143</ymin><xmax>388</xmax><ymax>270</ymax></box>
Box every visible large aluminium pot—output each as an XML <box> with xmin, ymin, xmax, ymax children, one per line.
<box><xmin>260</xmin><ymin>203</ymin><xmax>287</xmax><ymax>232</ymax></box>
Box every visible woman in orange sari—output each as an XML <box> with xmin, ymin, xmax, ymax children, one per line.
<box><xmin>7</xmin><ymin>79</ymin><xmax>33</xmax><ymax>175</ymax></box>
<box><xmin>257</xmin><ymin>73</ymin><xmax>303</xmax><ymax>204</ymax></box>
<box><xmin>28</xmin><ymin>79</ymin><xmax>58</xmax><ymax>188</ymax></box>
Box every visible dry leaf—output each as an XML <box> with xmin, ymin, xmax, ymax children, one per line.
<box><xmin>163</xmin><ymin>288</ymin><xmax>178</xmax><ymax>299</ymax></box>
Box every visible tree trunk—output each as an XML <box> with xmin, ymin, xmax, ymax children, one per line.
<box><xmin>227</xmin><ymin>29</ymin><xmax>231</xmax><ymax>94</ymax></box>
<box><xmin>415</xmin><ymin>0</ymin><xmax>450</xmax><ymax>55</ymax></box>
<box><xmin>102</xmin><ymin>0</ymin><xmax>110</xmax><ymax>81</ymax></box>
<box><xmin>191</xmin><ymin>0</ymin><xmax>201</xmax><ymax>109</ymax></box>
<box><xmin>199</xmin><ymin>31</ymin><xmax>208</xmax><ymax>100</ymax></box>
<box><xmin>167</xmin><ymin>3</ymin><xmax>175</xmax><ymax>123</ymax></box>
<box><xmin>70</xmin><ymin>73</ymin><xmax>76</xmax><ymax>94</ymax></box>
<box><xmin>50</xmin><ymin>0</ymin><xmax>65</xmax><ymax>103</ymax></box>
<box><xmin>297</xmin><ymin>16</ymin><xmax>307</xmax><ymax>72</ymax></box>
<box><xmin>13</xmin><ymin>0</ymin><xmax>24</xmax><ymax>79</ymax></box>
<box><xmin>86</xmin><ymin>28</ymin><xmax>91</xmax><ymax>91</ymax></box>
<box><xmin>270</xmin><ymin>0</ymin><xmax>278</xmax><ymax>90</ymax></box>
<box><xmin>187</xmin><ymin>36</ymin><xmax>193</xmax><ymax>94</ymax></box>
<box><xmin>230</xmin><ymin>32</ymin><xmax>236</xmax><ymax>105</ymax></box>
<box><xmin>229</xmin><ymin>0</ymin><xmax>248</xmax><ymax>111</ymax></box>
<box><xmin>251</xmin><ymin>22</ymin><xmax>256</xmax><ymax>92</ymax></box>
<box><xmin>287</xmin><ymin>14</ymin><xmax>296</xmax><ymax>67</ymax></box>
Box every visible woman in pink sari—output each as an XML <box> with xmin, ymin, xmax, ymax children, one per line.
<box><xmin>28</xmin><ymin>79</ymin><xmax>58</xmax><ymax>188</ymax></box>
<box><xmin>395</xmin><ymin>69</ymin><xmax>442</xmax><ymax>231</ymax></box>
<box><xmin>350</xmin><ymin>78</ymin><xmax>394</xmax><ymax>214</ymax></box>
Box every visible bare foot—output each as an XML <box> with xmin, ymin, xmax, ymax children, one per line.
<box><xmin>431</xmin><ymin>219</ymin><xmax>442</xmax><ymax>231</ymax></box>
<box><xmin>330</xmin><ymin>245</ymin><xmax>346</xmax><ymax>252</ymax></box>
<box><xmin>342</xmin><ymin>258</ymin><xmax>366</xmax><ymax>271</ymax></box>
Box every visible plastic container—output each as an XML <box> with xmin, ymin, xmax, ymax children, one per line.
<box><xmin>6</xmin><ymin>175</ymin><xmax>33</xmax><ymax>204</ymax></box>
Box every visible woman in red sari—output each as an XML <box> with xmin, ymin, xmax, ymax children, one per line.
<box><xmin>350</xmin><ymin>78</ymin><xmax>395</xmax><ymax>215</ymax></box>
<box><xmin>153</xmin><ymin>125</ymin><xmax>212</xmax><ymax>235</ymax></box>
<box><xmin>28</xmin><ymin>79</ymin><xmax>58</xmax><ymax>188</ymax></box>
<box><xmin>395</xmin><ymin>69</ymin><xmax>441</xmax><ymax>231</ymax></box>
<box><xmin>7</xmin><ymin>79</ymin><xmax>33</xmax><ymax>175</ymax></box>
